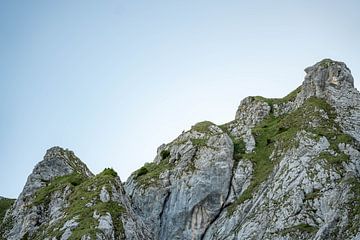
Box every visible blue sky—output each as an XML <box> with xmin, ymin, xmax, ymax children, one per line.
<box><xmin>1</xmin><ymin>1</ymin><xmax>359</xmax><ymax>198</ymax></box>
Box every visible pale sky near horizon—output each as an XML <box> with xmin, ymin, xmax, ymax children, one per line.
<box><xmin>1</xmin><ymin>1</ymin><xmax>360</xmax><ymax>198</ymax></box>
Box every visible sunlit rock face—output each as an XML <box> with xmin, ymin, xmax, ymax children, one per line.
<box><xmin>2</xmin><ymin>147</ymin><xmax>94</xmax><ymax>240</ymax></box>
<box><xmin>1</xmin><ymin>59</ymin><xmax>360</xmax><ymax>240</ymax></box>
<box><xmin>1</xmin><ymin>148</ymin><xmax>150</xmax><ymax>240</ymax></box>
<box><xmin>125</xmin><ymin>59</ymin><xmax>360</xmax><ymax>240</ymax></box>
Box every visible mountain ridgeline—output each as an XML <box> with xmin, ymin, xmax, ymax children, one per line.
<box><xmin>1</xmin><ymin>59</ymin><xmax>360</xmax><ymax>240</ymax></box>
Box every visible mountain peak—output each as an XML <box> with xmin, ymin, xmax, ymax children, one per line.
<box><xmin>44</xmin><ymin>146</ymin><xmax>69</xmax><ymax>158</ymax></box>
<box><xmin>17</xmin><ymin>146</ymin><xmax>93</xmax><ymax>200</ymax></box>
<box><xmin>302</xmin><ymin>58</ymin><xmax>354</xmax><ymax>100</ymax></box>
<box><xmin>2</xmin><ymin>60</ymin><xmax>360</xmax><ymax>240</ymax></box>
<box><xmin>43</xmin><ymin>146</ymin><xmax>93</xmax><ymax>178</ymax></box>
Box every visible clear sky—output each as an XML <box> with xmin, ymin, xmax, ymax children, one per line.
<box><xmin>1</xmin><ymin>1</ymin><xmax>359</xmax><ymax>198</ymax></box>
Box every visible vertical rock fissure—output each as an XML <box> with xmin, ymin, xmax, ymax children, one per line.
<box><xmin>158</xmin><ymin>190</ymin><xmax>171</xmax><ymax>238</ymax></box>
<box><xmin>200</xmin><ymin>160</ymin><xmax>235</xmax><ymax>240</ymax></box>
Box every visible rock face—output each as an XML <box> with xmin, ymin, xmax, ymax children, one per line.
<box><xmin>0</xmin><ymin>148</ymin><xmax>150</xmax><ymax>240</ymax></box>
<box><xmin>125</xmin><ymin>123</ymin><xmax>234</xmax><ymax>240</ymax></box>
<box><xmin>1</xmin><ymin>59</ymin><xmax>360</xmax><ymax>239</ymax></box>
<box><xmin>1</xmin><ymin>147</ymin><xmax>93</xmax><ymax>239</ymax></box>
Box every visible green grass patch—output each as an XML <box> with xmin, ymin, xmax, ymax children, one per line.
<box><xmin>318</xmin><ymin>152</ymin><xmax>349</xmax><ymax>165</ymax></box>
<box><xmin>0</xmin><ymin>216</ymin><xmax>13</xmax><ymax>240</ymax></box>
<box><xmin>319</xmin><ymin>59</ymin><xmax>333</xmax><ymax>68</ymax></box>
<box><xmin>160</xmin><ymin>150</ymin><xmax>170</xmax><ymax>160</ymax></box>
<box><xmin>33</xmin><ymin>174</ymin><xmax>86</xmax><ymax>206</ymax></box>
<box><xmin>279</xmin><ymin>223</ymin><xmax>317</xmax><ymax>235</ymax></box>
<box><xmin>133</xmin><ymin>161</ymin><xmax>174</xmax><ymax>187</ymax></box>
<box><xmin>191</xmin><ymin>138</ymin><xmax>208</xmax><ymax>147</ymax></box>
<box><xmin>292</xmin><ymin>223</ymin><xmax>317</xmax><ymax>233</ymax></box>
<box><xmin>63</xmin><ymin>170</ymin><xmax>124</xmax><ymax>239</ymax></box>
<box><xmin>0</xmin><ymin>198</ymin><xmax>15</xmax><ymax>223</ymax></box>
<box><xmin>280</xmin><ymin>97</ymin><xmax>353</xmax><ymax>155</ymax></box>
<box><xmin>233</xmin><ymin>138</ymin><xmax>246</xmax><ymax>166</ymax></box>
<box><xmin>135</xmin><ymin>166</ymin><xmax>149</xmax><ymax>178</ymax></box>
<box><xmin>228</xmin><ymin>115</ymin><xmax>280</xmax><ymax>214</ymax></box>
<box><xmin>304</xmin><ymin>189</ymin><xmax>321</xmax><ymax>201</ymax></box>
<box><xmin>227</xmin><ymin>97</ymin><xmax>353</xmax><ymax>215</ymax></box>
<box><xmin>347</xmin><ymin>177</ymin><xmax>360</xmax><ymax>235</ymax></box>
<box><xmin>101</xmin><ymin>168</ymin><xmax>118</xmax><ymax>177</ymax></box>
<box><xmin>32</xmin><ymin>169</ymin><xmax>125</xmax><ymax>240</ymax></box>
<box><xmin>254</xmin><ymin>86</ymin><xmax>302</xmax><ymax>106</ymax></box>
<box><xmin>191</xmin><ymin>121</ymin><xmax>214</xmax><ymax>133</ymax></box>
<box><xmin>217</xmin><ymin>122</ymin><xmax>246</xmax><ymax>169</ymax></box>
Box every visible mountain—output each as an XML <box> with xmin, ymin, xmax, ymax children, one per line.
<box><xmin>1</xmin><ymin>59</ymin><xmax>360</xmax><ymax>240</ymax></box>
<box><xmin>0</xmin><ymin>198</ymin><xmax>15</xmax><ymax>226</ymax></box>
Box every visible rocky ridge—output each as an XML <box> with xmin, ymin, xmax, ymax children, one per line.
<box><xmin>1</xmin><ymin>59</ymin><xmax>359</xmax><ymax>240</ymax></box>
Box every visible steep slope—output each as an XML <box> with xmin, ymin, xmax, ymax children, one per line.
<box><xmin>0</xmin><ymin>197</ymin><xmax>15</xmax><ymax>224</ymax></box>
<box><xmin>199</xmin><ymin>59</ymin><xmax>360</xmax><ymax>239</ymax></box>
<box><xmin>0</xmin><ymin>147</ymin><xmax>150</xmax><ymax>240</ymax></box>
<box><xmin>1</xmin><ymin>59</ymin><xmax>359</xmax><ymax>240</ymax></box>
<box><xmin>1</xmin><ymin>147</ymin><xmax>94</xmax><ymax>239</ymax></box>
<box><xmin>125</xmin><ymin>59</ymin><xmax>360</xmax><ymax>240</ymax></box>
<box><xmin>125</xmin><ymin>122</ymin><xmax>234</xmax><ymax>239</ymax></box>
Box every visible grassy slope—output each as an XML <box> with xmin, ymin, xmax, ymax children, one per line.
<box><xmin>32</xmin><ymin>168</ymin><xmax>125</xmax><ymax>240</ymax></box>
<box><xmin>0</xmin><ymin>198</ymin><xmax>15</xmax><ymax>222</ymax></box>
<box><xmin>227</xmin><ymin>95</ymin><xmax>353</xmax><ymax>214</ymax></box>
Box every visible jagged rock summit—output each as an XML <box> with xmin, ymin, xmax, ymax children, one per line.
<box><xmin>1</xmin><ymin>59</ymin><xmax>359</xmax><ymax>240</ymax></box>
<box><xmin>303</xmin><ymin>59</ymin><xmax>354</xmax><ymax>99</ymax></box>
<box><xmin>22</xmin><ymin>147</ymin><xmax>94</xmax><ymax>196</ymax></box>
<box><xmin>1</xmin><ymin>147</ymin><xmax>150</xmax><ymax>240</ymax></box>
<box><xmin>1</xmin><ymin>147</ymin><xmax>94</xmax><ymax>239</ymax></box>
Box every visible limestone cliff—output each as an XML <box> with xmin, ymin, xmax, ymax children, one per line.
<box><xmin>0</xmin><ymin>147</ymin><xmax>150</xmax><ymax>240</ymax></box>
<box><xmin>1</xmin><ymin>59</ymin><xmax>359</xmax><ymax>240</ymax></box>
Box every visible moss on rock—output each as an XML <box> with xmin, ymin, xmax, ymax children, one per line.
<box><xmin>191</xmin><ymin>121</ymin><xmax>214</xmax><ymax>133</ymax></box>
<box><xmin>279</xmin><ymin>223</ymin><xmax>318</xmax><ymax>236</ymax></box>
<box><xmin>254</xmin><ymin>86</ymin><xmax>302</xmax><ymax>106</ymax></box>
<box><xmin>133</xmin><ymin>161</ymin><xmax>174</xmax><ymax>187</ymax></box>
<box><xmin>190</xmin><ymin>138</ymin><xmax>208</xmax><ymax>147</ymax></box>
<box><xmin>228</xmin><ymin>96</ymin><xmax>354</xmax><ymax>215</ymax></box>
<box><xmin>33</xmin><ymin>173</ymin><xmax>86</xmax><ymax>206</ymax></box>
<box><xmin>32</xmin><ymin>169</ymin><xmax>125</xmax><ymax>240</ymax></box>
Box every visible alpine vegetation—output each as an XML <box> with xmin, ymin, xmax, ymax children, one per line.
<box><xmin>1</xmin><ymin>59</ymin><xmax>359</xmax><ymax>240</ymax></box>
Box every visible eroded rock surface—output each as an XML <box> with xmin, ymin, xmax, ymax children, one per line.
<box><xmin>124</xmin><ymin>59</ymin><xmax>360</xmax><ymax>240</ymax></box>
<box><xmin>1</xmin><ymin>59</ymin><xmax>359</xmax><ymax>240</ymax></box>
<box><xmin>1</xmin><ymin>148</ymin><xmax>150</xmax><ymax>240</ymax></box>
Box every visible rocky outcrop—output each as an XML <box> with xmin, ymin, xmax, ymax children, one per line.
<box><xmin>296</xmin><ymin>59</ymin><xmax>360</xmax><ymax>143</ymax></box>
<box><xmin>1</xmin><ymin>59</ymin><xmax>359</xmax><ymax>239</ymax></box>
<box><xmin>125</xmin><ymin>123</ymin><xmax>234</xmax><ymax>240</ymax></box>
<box><xmin>0</xmin><ymin>148</ymin><xmax>150</xmax><ymax>240</ymax></box>
<box><xmin>124</xmin><ymin>59</ymin><xmax>360</xmax><ymax>240</ymax></box>
<box><xmin>1</xmin><ymin>147</ymin><xmax>94</xmax><ymax>240</ymax></box>
<box><xmin>301</xmin><ymin>59</ymin><xmax>354</xmax><ymax>101</ymax></box>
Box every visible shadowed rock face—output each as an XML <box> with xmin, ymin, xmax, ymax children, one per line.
<box><xmin>1</xmin><ymin>59</ymin><xmax>360</xmax><ymax>240</ymax></box>
<box><xmin>302</xmin><ymin>59</ymin><xmax>354</xmax><ymax>99</ymax></box>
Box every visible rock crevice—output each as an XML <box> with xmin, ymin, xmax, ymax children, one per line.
<box><xmin>1</xmin><ymin>59</ymin><xmax>360</xmax><ymax>240</ymax></box>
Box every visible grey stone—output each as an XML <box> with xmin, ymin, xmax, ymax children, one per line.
<box><xmin>2</xmin><ymin>59</ymin><xmax>360</xmax><ymax>240</ymax></box>
<box><xmin>100</xmin><ymin>186</ymin><xmax>110</xmax><ymax>203</ymax></box>
<box><xmin>60</xmin><ymin>218</ymin><xmax>79</xmax><ymax>240</ymax></box>
<box><xmin>97</xmin><ymin>213</ymin><xmax>115</xmax><ymax>240</ymax></box>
